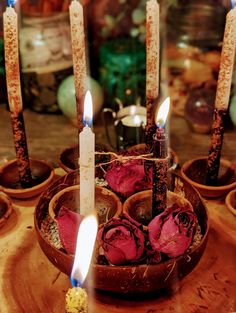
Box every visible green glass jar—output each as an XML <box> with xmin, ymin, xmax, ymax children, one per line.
<box><xmin>162</xmin><ymin>1</ymin><xmax>227</xmax><ymax>132</ymax></box>
<box><xmin>99</xmin><ymin>38</ymin><xmax>146</xmax><ymax>108</ymax></box>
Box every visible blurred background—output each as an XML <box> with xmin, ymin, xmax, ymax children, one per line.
<box><xmin>0</xmin><ymin>0</ymin><xmax>236</xmax><ymax>132</ymax></box>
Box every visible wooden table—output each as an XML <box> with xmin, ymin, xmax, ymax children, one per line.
<box><xmin>0</xmin><ymin>105</ymin><xmax>236</xmax><ymax>313</ymax></box>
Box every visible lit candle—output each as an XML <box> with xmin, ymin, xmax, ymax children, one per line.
<box><xmin>79</xmin><ymin>91</ymin><xmax>95</xmax><ymax>217</ymax></box>
<box><xmin>206</xmin><ymin>8</ymin><xmax>236</xmax><ymax>185</ymax></box>
<box><xmin>145</xmin><ymin>0</ymin><xmax>160</xmax><ymax>149</ymax></box>
<box><xmin>69</xmin><ymin>0</ymin><xmax>87</xmax><ymax>133</ymax></box>
<box><xmin>3</xmin><ymin>1</ymin><xmax>32</xmax><ymax>188</ymax></box>
<box><xmin>66</xmin><ymin>215</ymin><xmax>98</xmax><ymax>313</ymax></box>
<box><xmin>152</xmin><ymin>98</ymin><xmax>170</xmax><ymax>217</ymax></box>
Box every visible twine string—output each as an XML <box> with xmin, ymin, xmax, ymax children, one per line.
<box><xmin>95</xmin><ymin>151</ymin><xmax>169</xmax><ymax>168</ymax></box>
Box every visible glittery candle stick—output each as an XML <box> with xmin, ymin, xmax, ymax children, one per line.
<box><xmin>69</xmin><ymin>0</ymin><xmax>87</xmax><ymax>133</ymax></box>
<box><xmin>145</xmin><ymin>0</ymin><xmax>160</xmax><ymax>149</ymax></box>
<box><xmin>206</xmin><ymin>8</ymin><xmax>236</xmax><ymax>186</ymax></box>
<box><xmin>152</xmin><ymin>98</ymin><xmax>170</xmax><ymax>217</ymax></box>
<box><xmin>3</xmin><ymin>5</ymin><xmax>32</xmax><ymax>188</ymax></box>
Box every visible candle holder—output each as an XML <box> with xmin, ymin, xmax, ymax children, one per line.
<box><xmin>34</xmin><ymin>171</ymin><xmax>208</xmax><ymax>294</ymax></box>
<box><xmin>181</xmin><ymin>157</ymin><xmax>236</xmax><ymax>198</ymax></box>
<box><xmin>48</xmin><ymin>184</ymin><xmax>122</xmax><ymax>225</ymax></box>
<box><xmin>225</xmin><ymin>188</ymin><xmax>236</xmax><ymax>217</ymax></box>
<box><xmin>0</xmin><ymin>159</ymin><xmax>54</xmax><ymax>199</ymax></box>
<box><xmin>0</xmin><ymin>191</ymin><xmax>13</xmax><ymax>228</ymax></box>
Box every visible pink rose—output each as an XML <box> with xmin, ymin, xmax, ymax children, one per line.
<box><xmin>148</xmin><ymin>204</ymin><xmax>197</xmax><ymax>258</ymax></box>
<box><xmin>97</xmin><ymin>213</ymin><xmax>146</xmax><ymax>265</ymax></box>
<box><xmin>105</xmin><ymin>159</ymin><xmax>152</xmax><ymax>198</ymax></box>
<box><xmin>56</xmin><ymin>206</ymin><xmax>83</xmax><ymax>255</ymax></box>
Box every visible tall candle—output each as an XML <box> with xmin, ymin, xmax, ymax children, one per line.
<box><xmin>69</xmin><ymin>0</ymin><xmax>87</xmax><ymax>133</ymax></box>
<box><xmin>3</xmin><ymin>4</ymin><xmax>32</xmax><ymax>188</ymax></box>
<box><xmin>152</xmin><ymin>98</ymin><xmax>170</xmax><ymax>217</ymax></box>
<box><xmin>206</xmin><ymin>8</ymin><xmax>236</xmax><ymax>185</ymax></box>
<box><xmin>79</xmin><ymin>91</ymin><xmax>95</xmax><ymax>217</ymax></box>
<box><xmin>145</xmin><ymin>0</ymin><xmax>160</xmax><ymax>149</ymax></box>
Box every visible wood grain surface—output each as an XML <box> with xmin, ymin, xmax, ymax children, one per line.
<box><xmin>0</xmin><ymin>105</ymin><xmax>236</xmax><ymax>312</ymax></box>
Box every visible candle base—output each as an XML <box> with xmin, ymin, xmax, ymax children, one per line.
<box><xmin>65</xmin><ymin>287</ymin><xmax>88</xmax><ymax>313</ymax></box>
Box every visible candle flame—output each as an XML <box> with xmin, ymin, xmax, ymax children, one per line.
<box><xmin>155</xmin><ymin>97</ymin><xmax>170</xmax><ymax>128</ymax></box>
<box><xmin>70</xmin><ymin>215</ymin><xmax>98</xmax><ymax>287</ymax></box>
<box><xmin>83</xmin><ymin>90</ymin><xmax>93</xmax><ymax>127</ymax></box>
<box><xmin>8</xmin><ymin>0</ymin><xmax>15</xmax><ymax>6</ymax></box>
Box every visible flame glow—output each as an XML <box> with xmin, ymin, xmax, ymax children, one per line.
<box><xmin>134</xmin><ymin>115</ymin><xmax>141</xmax><ymax>126</ymax></box>
<box><xmin>70</xmin><ymin>215</ymin><xmax>98</xmax><ymax>287</ymax></box>
<box><xmin>83</xmin><ymin>90</ymin><xmax>93</xmax><ymax>127</ymax></box>
<box><xmin>155</xmin><ymin>97</ymin><xmax>170</xmax><ymax>127</ymax></box>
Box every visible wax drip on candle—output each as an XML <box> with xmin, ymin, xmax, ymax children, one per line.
<box><xmin>151</xmin><ymin>98</ymin><xmax>170</xmax><ymax>217</ymax></box>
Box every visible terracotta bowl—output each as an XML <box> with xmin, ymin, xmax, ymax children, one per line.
<box><xmin>127</xmin><ymin>143</ymin><xmax>179</xmax><ymax>171</ymax></box>
<box><xmin>0</xmin><ymin>159</ymin><xmax>54</xmax><ymax>199</ymax></box>
<box><xmin>58</xmin><ymin>143</ymin><xmax>110</xmax><ymax>173</ymax></box>
<box><xmin>225</xmin><ymin>189</ymin><xmax>236</xmax><ymax>217</ymax></box>
<box><xmin>181</xmin><ymin>157</ymin><xmax>236</xmax><ymax>198</ymax></box>
<box><xmin>123</xmin><ymin>190</ymin><xmax>193</xmax><ymax>227</ymax></box>
<box><xmin>34</xmin><ymin>171</ymin><xmax>208</xmax><ymax>294</ymax></box>
<box><xmin>0</xmin><ymin>191</ymin><xmax>13</xmax><ymax>228</ymax></box>
<box><xmin>48</xmin><ymin>184</ymin><xmax>122</xmax><ymax>224</ymax></box>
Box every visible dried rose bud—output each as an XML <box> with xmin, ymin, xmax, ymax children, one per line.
<box><xmin>105</xmin><ymin>159</ymin><xmax>152</xmax><ymax>198</ymax></box>
<box><xmin>148</xmin><ymin>204</ymin><xmax>197</xmax><ymax>258</ymax></box>
<box><xmin>97</xmin><ymin>213</ymin><xmax>146</xmax><ymax>265</ymax></box>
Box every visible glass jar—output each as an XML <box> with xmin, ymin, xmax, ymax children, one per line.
<box><xmin>162</xmin><ymin>1</ymin><xmax>227</xmax><ymax>131</ymax></box>
<box><xmin>19</xmin><ymin>12</ymin><xmax>73</xmax><ymax>113</ymax></box>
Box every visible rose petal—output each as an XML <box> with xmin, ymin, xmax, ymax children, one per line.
<box><xmin>56</xmin><ymin>206</ymin><xmax>83</xmax><ymax>255</ymax></box>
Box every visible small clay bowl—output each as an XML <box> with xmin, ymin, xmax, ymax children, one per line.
<box><xmin>127</xmin><ymin>143</ymin><xmax>179</xmax><ymax>171</ymax></box>
<box><xmin>34</xmin><ymin>171</ymin><xmax>208</xmax><ymax>294</ymax></box>
<box><xmin>58</xmin><ymin>143</ymin><xmax>110</xmax><ymax>173</ymax></box>
<box><xmin>0</xmin><ymin>191</ymin><xmax>13</xmax><ymax>228</ymax></box>
<box><xmin>123</xmin><ymin>190</ymin><xmax>193</xmax><ymax>227</ymax></box>
<box><xmin>0</xmin><ymin>159</ymin><xmax>54</xmax><ymax>199</ymax></box>
<box><xmin>181</xmin><ymin>157</ymin><xmax>236</xmax><ymax>198</ymax></box>
<box><xmin>48</xmin><ymin>184</ymin><xmax>122</xmax><ymax>225</ymax></box>
<box><xmin>225</xmin><ymin>189</ymin><xmax>236</xmax><ymax>217</ymax></box>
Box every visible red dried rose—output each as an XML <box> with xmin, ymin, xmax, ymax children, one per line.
<box><xmin>105</xmin><ymin>159</ymin><xmax>152</xmax><ymax>198</ymax></box>
<box><xmin>56</xmin><ymin>206</ymin><xmax>83</xmax><ymax>255</ymax></box>
<box><xmin>148</xmin><ymin>204</ymin><xmax>197</xmax><ymax>258</ymax></box>
<box><xmin>97</xmin><ymin>213</ymin><xmax>146</xmax><ymax>265</ymax></box>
